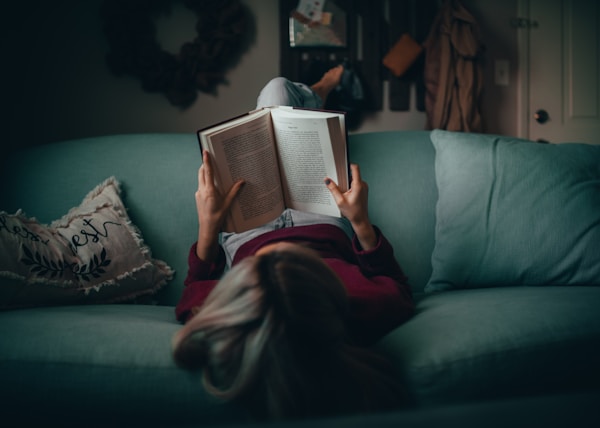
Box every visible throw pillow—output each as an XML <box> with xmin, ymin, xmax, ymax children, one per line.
<box><xmin>426</xmin><ymin>130</ymin><xmax>600</xmax><ymax>292</ymax></box>
<box><xmin>0</xmin><ymin>177</ymin><xmax>174</xmax><ymax>308</ymax></box>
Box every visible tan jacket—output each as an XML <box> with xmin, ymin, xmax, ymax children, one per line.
<box><xmin>423</xmin><ymin>0</ymin><xmax>484</xmax><ymax>132</ymax></box>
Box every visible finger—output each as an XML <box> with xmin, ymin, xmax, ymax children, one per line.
<box><xmin>223</xmin><ymin>179</ymin><xmax>245</xmax><ymax>208</ymax></box>
<box><xmin>349</xmin><ymin>163</ymin><xmax>362</xmax><ymax>184</ymax></box>
<box><xmin>198</xmin><ymin>165</ymin><xmax>205</xmax><ymax>187</ymax></box>
<box><xmin>324</xmin><ymin>177</ymin><xmax>344</xmax><ymax>203</ymax></box>
<box><xmin>202</xmin><ymin>151</ymin><xmax>214</xmax><ymax>182</ymax></box>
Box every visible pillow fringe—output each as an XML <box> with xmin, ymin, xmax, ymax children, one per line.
<box><xmin>51</xmin><ymin>177</ymin><xmax>122</xmax><ymax>228</ymax></box>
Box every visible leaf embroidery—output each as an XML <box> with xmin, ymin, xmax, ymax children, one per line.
<box><xmin>20</xmin><ymin>245</ymin><xmax>112</xmax><ymax>282</ymax></box>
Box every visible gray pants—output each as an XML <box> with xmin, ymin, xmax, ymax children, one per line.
<box><xmin>221</xmin><ymin>209</ymin><xmax>353</xmax><ymax>267</ymax></box>
<box><xmin>256</xmin><ymin>77</ymin><xmax>323</xmax><ymax>109</ymax></box>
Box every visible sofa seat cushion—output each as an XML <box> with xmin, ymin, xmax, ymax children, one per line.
<box><xmin>377</xmin><ymin>286</ymin><xmax>600</xmax><ymax>406</ymax></box>
<box><xmin>0</xmin><ymin>304</ymin><xmax>248</xmax><ymax>426</ymax></box>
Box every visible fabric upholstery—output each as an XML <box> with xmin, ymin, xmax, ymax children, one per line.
<box><xmin>0</xmin><ymin>304</ymin><xmax>246</xmax><ymax>426</ymax></box>
<box><xmin>348</xmin><ymin>131</ymin><xmax>438</xmax><ymax>294</ymax></box>
<box><xmin>427</xmin><ymin>130</ymin><xmax>600</xmax><ymax>292</ymax></box>
<box><xmin>378</xmin><ymin>286</ymin><xmax>600</xmax><ymax>405</ymax></box>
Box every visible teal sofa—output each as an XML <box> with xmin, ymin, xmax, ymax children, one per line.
<box><xmin>1</xmin><ymin>131</ymin><xmax>599</xmax><ymax>427</ymax></box>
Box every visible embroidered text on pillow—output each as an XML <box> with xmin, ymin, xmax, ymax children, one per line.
<box><xmin>0</xmin><ymin>214</ymin><xmax>49</xmax><ymax>245</ymax></box>
<box><xmin>66</xmin><ymin>218</ymin><xmax>122</xmax><ymax>255</ymax></box>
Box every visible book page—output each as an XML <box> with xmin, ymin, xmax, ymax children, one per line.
<box><xmin>279</xmin><ymin>107</ymin><xmax>348</xmax><ymax>191</ymax></box>
<box><xmin>200</xmin><ymin>111</ymin><xmax>285</xmax><ymax>232</ymax></box>
<box><xmin>270</xmin><ymin>108</ymin><xmax>348</xmax><ymax>217</ymax></box>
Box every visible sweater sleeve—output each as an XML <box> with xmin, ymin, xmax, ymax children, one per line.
<box><xmin>333</xmin><ymin>226</ymin><xmax>414</xmax><ymax>344</ymax></box>
<box><xmin>175</xmin><ymin>243</ymin><xmax>224</xmax><ymax>323</ymax></box>
<box><xmin>352</xmin><ymin>226</ymin><xmax>408</xmax><ymax>284</ymax></box>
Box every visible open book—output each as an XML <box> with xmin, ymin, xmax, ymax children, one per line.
<box><xmin>198</xmin><ymin>106</ymin><xmax>348</xmax><ymax>233</ymax></box>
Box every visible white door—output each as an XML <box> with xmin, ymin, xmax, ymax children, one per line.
<box><xmin>520</xmin><ymin>0</ymin><xmax>600</xmax><ymax>144</ymax></box>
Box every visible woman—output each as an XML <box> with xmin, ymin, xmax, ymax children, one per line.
<box><xmin>172</xmin><ymin>150</ymin><xmax>414</xmax><ymax>420</ymax></box>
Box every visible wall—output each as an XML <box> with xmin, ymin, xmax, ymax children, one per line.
<box><xmin>0</xmin><ymin>0</ymin><xmax>519</xmax><ymax>154</ymax></box>
<box><xmin>463</xmin><ymin>0</ymin><xmax>520</xmax><ymax>137</ymax></box>
<box><xmin>0</xmin><ymin>0</ymin><xmax>279</xmax><ymax>153</ymax></box>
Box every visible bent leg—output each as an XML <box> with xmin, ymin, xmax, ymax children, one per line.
<box><xmin>256</xmin><ymin>77</ymin><xmax>323</xmax><ymax>109</ymax></box>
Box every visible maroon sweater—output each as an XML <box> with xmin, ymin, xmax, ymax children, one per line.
<box><xmin>175</xmin><ymin>224</ymin><xmax>414</xmax><ymax>344</ymax></box>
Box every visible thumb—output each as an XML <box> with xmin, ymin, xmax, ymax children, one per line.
<box><xmin>224</xmin><ymin>180</ymin><xmax>245</xmax><ymax>208</ymax></box>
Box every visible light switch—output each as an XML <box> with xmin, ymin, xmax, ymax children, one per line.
<box><xmin>494</xmin><ymin>60</ymin><xmax>510</xmax><ymax>86</ymax></box>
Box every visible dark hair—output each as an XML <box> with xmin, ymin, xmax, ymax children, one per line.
<box><xmin>173</xmin><ymin>246</ymin><xmax>405</xmax><ymax>420</ymax></box>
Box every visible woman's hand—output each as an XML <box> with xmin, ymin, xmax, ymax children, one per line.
<box><xmin>195</xmin><ymin>151</ymin><xmax>244</xmax><ymax>261</ymax></box>
<box><xmin>325</xmin><ymin>163</ymin><xmax>377</xmax><ymax>250</ymax></box>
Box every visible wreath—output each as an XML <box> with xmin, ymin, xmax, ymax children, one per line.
<box><xmin>101</xmin><ymin>0</ymin><xmax>252</xmax><ymax>108</ymax></box>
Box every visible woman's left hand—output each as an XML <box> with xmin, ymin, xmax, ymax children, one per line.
<box><xmin>325</xmin><ymin>163</ymin><xmax>377</xmax><ymax>250</ymax></box>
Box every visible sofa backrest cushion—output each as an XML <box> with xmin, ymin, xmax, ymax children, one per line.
<box><xmin>0</xmin><ymin>131</ymin><xmax>438</xmax><ymax>306</ymax></box>
<box><xmin>349</xmin><ymin>131</ymin><xmax>437</xmax><ymax>294</ymax></box>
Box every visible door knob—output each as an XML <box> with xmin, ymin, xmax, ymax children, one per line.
<box><xmin>534</xmin><ymin>109</ymin><xmax>549</xmax><ymax>124</ymax></box>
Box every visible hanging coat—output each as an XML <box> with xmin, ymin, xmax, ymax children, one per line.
<box><xmin>423</xmin><ymin>0</ymin><xmax>484</xmax><ymax>132</ymax></box>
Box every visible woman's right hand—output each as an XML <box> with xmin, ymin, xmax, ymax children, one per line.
<box><xmin>195</xmin><ymin>151</ymin><xmax>244</xmax><ymax>261</ymax></box>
